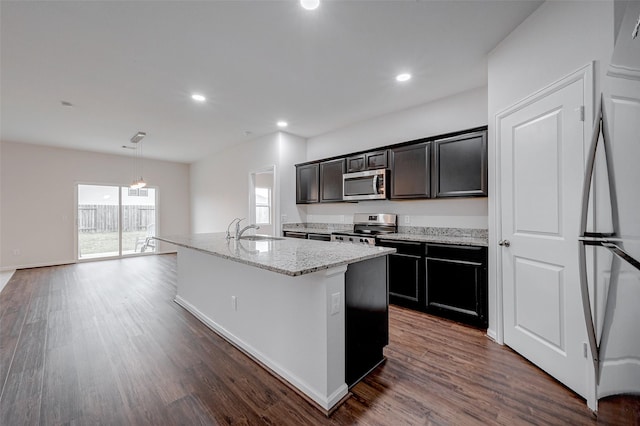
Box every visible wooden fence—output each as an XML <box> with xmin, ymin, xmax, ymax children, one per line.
<box><xmin>78</xmin><ymin>205</ymin><xmax>155</xmax><ymax>233</ymax></box>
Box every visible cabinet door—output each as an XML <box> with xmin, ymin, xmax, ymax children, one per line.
<box><xmin>346</xmin><ymin>154</ymin><xmax>365</xmax><ymax>173</ymax></box>
<box><xmin>433</xmin><ymin>130</ymin><xmax>487</xmax><ymax>197</ymax></box>
<box><xmin>390</xmin><ymin>142</ymin><xmax>431</xmax><ymax>199</ymax></box>
<box><xmin>425</xmin><ymin>245</ymin><xmax>487</xmax><ymax>328</ymax></box>
<box><xmin>365</xmin><ymin>150</ymin><xmax>388</xmax><ymax>169</ymax></box>
<box><xmin>296</xmin><ymin>163</ymin><xmax>319</xmax><ymax>204</ymax></box>
<box><xmin>319</xmin><ymin>158</ymin><xmax>345</xmax><ymax>203</ymax></box>
<box><xmin>388</xmin><ymin>253</ymin><xmax>423</xmax><ymax>307</ymax></box>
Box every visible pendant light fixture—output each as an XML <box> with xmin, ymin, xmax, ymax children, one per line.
<box><xmin>129</xmin><ymin>131</ymin><xmax>147</xmax><ymax>189</ymax></box>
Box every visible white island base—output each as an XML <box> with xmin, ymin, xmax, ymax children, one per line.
<box><xmin>174</xmin><ymin>246</ymin><xmax>348</xmax><ymax>412</ymax></box>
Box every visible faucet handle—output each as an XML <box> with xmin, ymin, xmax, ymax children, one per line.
<box><xmin>226</xmin><ymin>217</ymin><xmax>244</xmax><ymax>240</ymax></box>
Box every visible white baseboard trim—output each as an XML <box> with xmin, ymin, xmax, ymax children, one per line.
<box><xmin>174</xmin><ymin>295</ymin><xmax>348</xmax><ymax>411</ymax></box>
<box><xmin>0</xmin><ymin>260</ymin><xmax>76</xmax><ymax>271</ymax></box>
<box><xmin>486</xmin><ymin>328</ymin><xmax>500</xmax><ymax>343</ymax></box>
<box><xmin>0</xmin><ymin>270</ymin><xmax>16</xmax><ymax>294</ymax></box>
<box><xmin>0</xmin><ymin>251</ymin><xmax>177</xmax><ymax>272</ymax></box>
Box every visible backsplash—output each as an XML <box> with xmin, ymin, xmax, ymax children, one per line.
<box><xmin>396</xmin><ymin>226</ymin><xmax>487</xmax><ymax>239</ymax></box>
<box><xmin>282</xmin><ymin>223</ymin><xmax>352</xmax><ymax>233</ymax></box>
<box><xmin>283</xmin><ymin>222</ymin><xmax>487</xmax><ymax>239</ymax></box>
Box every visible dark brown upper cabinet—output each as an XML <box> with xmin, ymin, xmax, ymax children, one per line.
<box><xmin>389</xmin><ymin>142</ymin><xmax>431</xmax><ymax>199</ymax></box>
<box><xmin>346</xmin><ymin>150</ymin><xmax>388</xmax><ymax>172</ymax></box>
<box><xmin>319</xmin><ymin>158</ymin><xmax>346</xmax><ymax>203</ymax></box>
<box><xmin>296</xmin><ymin>163</ymin><xmax>319</xmax><ymax>204</ymax></box>
<box><xmin>433</xmin><ymin>130</ymin><xmax>487</xmax><ymax>198</ymax></box>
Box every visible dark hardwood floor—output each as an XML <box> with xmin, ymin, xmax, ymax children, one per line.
<box><xmin>1</xmin><ymin>254</ymin><xmax>638</xmax><ymax>425</ymax></box>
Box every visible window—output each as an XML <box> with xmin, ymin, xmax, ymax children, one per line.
<box><xmin>255</xmin><ymin>187</ymin><xmax>271</xmax><ymax>225</ymax></box>
<box><xmin>77</xmin><ymin>184</ymin><xmax>157</xmax><ymax>259</ymax></box>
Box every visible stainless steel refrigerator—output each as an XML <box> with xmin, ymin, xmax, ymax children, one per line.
<box><xmin>579</xmin><ymin>0</ymin><xmax>640</xmax><ymax>404</ymax></box>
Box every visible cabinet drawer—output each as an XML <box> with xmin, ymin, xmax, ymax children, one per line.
<box><xmin>283</xmin><ymin>231</ymin><xmax>307</xmax><ymax>239</ymax></box>
<box><xmin>307</xmin><ymin>233</ymin><xmax>331</xmax><ymax>241</ymax></box>
<box><xmin>425</xmin><ymin>244</ymin><xmax>486</xmax><ymax>263</ymax></box>
<box><xmin>377</xmin><ymin>239</ymin><xmax>424</xmax><ymax>256</ymax></box>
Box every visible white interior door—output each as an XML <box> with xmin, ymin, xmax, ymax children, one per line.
<box><xmin>499</xmin><ymin>74</ymin><xmax>591</xmax><ymax>398</ymax></box>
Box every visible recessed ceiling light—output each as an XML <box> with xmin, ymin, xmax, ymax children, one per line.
<box><xmin>277</xmin><ymin>121</ymin><xmax>288</xmax><ymax>128</ymax></box>
<box><xmin>300</xmin><ymin>0</ymin><xmax>320</xmax><ymax>11</ymax></box>
<box><xmin>396</xmin><ymin>73</ymin><xmax>412</xmax><ymax>82</ymax></box>
<box><xmin>191</xmin><ymin>93</ymin><xmax>206</xmax><ymax>102</ymax></box>
<box><xmin>61</xmin><ymin>101</ymin><xmax>73</xmax><ymax>107</ymax></box>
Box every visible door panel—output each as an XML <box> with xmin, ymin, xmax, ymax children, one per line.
<box><xmin>513</xmin><ymin>257</ymin><xmax>564</xmax><ymax>350</ymax></box>
<box><xmin>513</xmin><ymin>110</ymin><xmax>561</xmax><ymax>236</ymax></box>
<box><xmin>500</xmin><ymin>76</ymin><xmax>589</xmax><ymax>398</ymax></box>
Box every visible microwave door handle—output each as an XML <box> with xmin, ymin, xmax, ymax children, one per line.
<box><xmin>372</xmin><ymin>175</ymin><xmax>378</xmax><ymax>193</ymax></box>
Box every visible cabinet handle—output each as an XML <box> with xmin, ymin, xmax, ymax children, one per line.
<box><xmin>498</xmin><ymin>239</ymin><xmax>511</xmax><ymax>247</ymax></box>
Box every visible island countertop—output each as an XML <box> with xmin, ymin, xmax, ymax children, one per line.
<box><xmin>155</xmin><ymin>233</ymin><xmax>395</xmax><ymax>277</ymax></box>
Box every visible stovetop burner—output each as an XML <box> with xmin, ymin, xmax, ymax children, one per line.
<box><xmin>331</xmin><ymin>213</ymin><xmax>397</xmax><ymax>245</ymax></box>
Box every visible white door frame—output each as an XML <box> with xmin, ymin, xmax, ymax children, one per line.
<box><xmin>490</xmin><ymin>62</ymin><xmax>596</xmax><ymax>408</ymax></box>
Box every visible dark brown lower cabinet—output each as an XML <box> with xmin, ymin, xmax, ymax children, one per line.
<box><xmin>377</xmin><ymin>240</ymin><xmax>424</xmax><ymax>310</ymax></box>
<box><xmin>377</xmin><ymin>239</ymin><xmax>487</xmax><ymax>329</ymax></box>
<box><xmin>425</xmin><ymin>244</ymin><xmax>487</xmax><ymax>328</ymax></box>
<box><xmin>345</xmin><ymin>256</ymin><xmax>388</xmax><ymax>388</ymax></box>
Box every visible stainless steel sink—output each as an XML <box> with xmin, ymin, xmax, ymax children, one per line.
<box><xmin>239</xmin><ymin>235</ymin><xmax>285</xmax><ymax>241</ymax></box>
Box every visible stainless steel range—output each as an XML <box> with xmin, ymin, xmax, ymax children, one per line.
<box><xmin>331</xmin><ymin>213</ymin><xmax>397</xmax><ymax>246</ymax></box>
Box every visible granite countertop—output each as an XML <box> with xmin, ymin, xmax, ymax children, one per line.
<box><xmin>155</xmin><ymin>233</ymin><xmax>395</xmax><ymax>277</ymax></box>
<box><xmin>282</xmin><ymin>223</ymin><xmax>488</xmax><ymax>247</ymax></box>
<box><xmin>377</xmin><ymin>233</ymin><xmax>488</xmax><ymax>247</ymax></box>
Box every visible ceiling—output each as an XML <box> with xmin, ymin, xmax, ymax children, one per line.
<box><xmin>1</xmin><ymin>0</ymin><xmax>542</xmax><ymax>164</ymax></box>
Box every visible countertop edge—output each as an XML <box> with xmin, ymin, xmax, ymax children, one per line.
<box><xmin>154</xmin><ymin>236</ymin><xmax>395</xmax><ymax>277</ymax></box>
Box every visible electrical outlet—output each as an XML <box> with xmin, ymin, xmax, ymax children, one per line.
<box><xmin>12</xmin><ymin>249</ymin><xmax>21</xmax><ymax>256</ymax></box>
<box><xmin>231</xmin><ymin>296</ymin><xmax>238</xmax><ymax>311</ymax></box>
<box><xmin>281</xmin><ymin>214</ymin><xmax>288</xmax><ymax>223</ymax></box>
<box><xmin>330</xmin><ymin>292</ymin><xmax>341</xmax><ymax>315</ymax></box>
<box><xmin>404</xmin><ymin>216</ymin><xmax>411</xmax><ymax>225</ymax></box>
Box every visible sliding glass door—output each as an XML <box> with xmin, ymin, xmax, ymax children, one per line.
<box><xmin>77</xmin><ymin>184</ymin><xmax>156</xmax><ymax>260</ymax></box>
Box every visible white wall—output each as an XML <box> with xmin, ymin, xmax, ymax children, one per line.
<box><xmin>190</xmin><ymin>131</ymin><xmax>307</xmax><ymax>234</ymax></box>
<box><xmin>305</xmin><ymin>87</ymin><xmax>489</xmax><ymax>229</ymax></box>
<box><xmin>0</xmin><ymin>141</ymin><xmax>191</xmax><ymax>270</ymax></box>
<box><xmin>487</xmin><ymin>0</ymin><xmax>615</xmax><ymax>339</ymax></box>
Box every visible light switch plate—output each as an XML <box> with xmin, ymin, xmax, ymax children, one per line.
<box><xmin>330</xmin><ymin>292</ymin><xmax>340</xmax><ymax>315</ymax></box>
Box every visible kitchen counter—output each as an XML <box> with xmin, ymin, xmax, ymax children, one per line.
<box><xmin>378</xmin><ymin>233</ymin><xmax>488</xmax><ymax>247</ymax></box>
<box><xmin>155</xmin><ymin>233</ymin><xmax>394</xmax><ymax>276</ymax></box>
<box><xmin>154</xmin><ymin>232</ymin><xmax>393</xmax><ymax>413</ymax></box>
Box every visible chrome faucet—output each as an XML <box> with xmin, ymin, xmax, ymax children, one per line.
<box><xmin>226</xmin><ymin>217</ymin><xmax>260</xmax><ymax>240</ymax></box>
<box><xmin>237</xmin><ymin>223</ymin><xmax>260</xmax><ymax>239</ymax></box>
<box><xmin>226</xmin><ymin>217</ymin><xmax>243</xmax><ymax>240</ymax></box>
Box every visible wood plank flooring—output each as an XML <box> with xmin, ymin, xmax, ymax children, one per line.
<box><xmin>1</xmin><ymin>254</ymin><xmax>638</xmax><ymax>425</ymax></box>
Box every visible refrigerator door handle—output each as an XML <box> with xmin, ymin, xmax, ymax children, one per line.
<box><xmin>600</xmin><ymin>242</ymin><xmax>640</xmax><ymax>272</ymax></box>
<box><xmin>577</xmin><ymin>95</ymin><xmax>603</xmax><ymax>381</ymax></box>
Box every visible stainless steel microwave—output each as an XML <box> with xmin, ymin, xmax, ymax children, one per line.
<box><xmin>343</xmin><ymin>169</ymin><xmax>387</xmax><ymax>201</ymax></box>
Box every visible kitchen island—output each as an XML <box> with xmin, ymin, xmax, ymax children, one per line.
<box><xmin>154</xmin><ymin>233</ymin><xmax>394</xmax><ymax>413</ymax></box>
